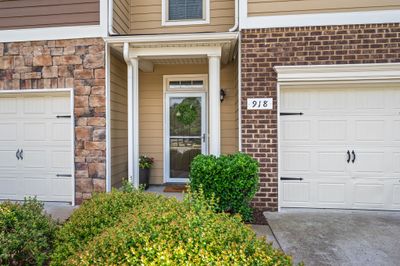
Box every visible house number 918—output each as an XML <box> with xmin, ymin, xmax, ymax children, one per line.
<box><xmin>247</xmin><ymin>98</ymin><xmax>273</xmax><ymax>110</ymax></box>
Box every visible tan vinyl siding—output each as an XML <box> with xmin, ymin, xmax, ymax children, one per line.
<box><xmin>248</xmin><ymin>0</ymin><xmax>400</xmax><ymax>17</ymax></box>
<box><xmin>113</xmin><ymin>0</ymin><xmax>130</xmax><ymax>34</ymax></box>
<box><xmin>0</xmin><ymin>0</ymin><xmax>99</xmax><ymax>30</ymax></box>
<box><xmin>140</xmin><ymin>63</ymin><xmax>238</xmax><ymax>184</ymax></box>
<box><xmin>130</xmin><ymin>0</ymin><xmax>234</xmax><ymax>34</ymax></box>
<box><xmin>110</xmin><ymin>52</ymin><xmax>128</xmax><ymax>188</ymax></box>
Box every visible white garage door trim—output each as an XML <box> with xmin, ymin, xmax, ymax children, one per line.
<box><xmin>275</xmin><ymin>63</ymin><xmax>400</xmax><ymax>211</ymax></box>
<box><xmin>0</xmin><ymin>88</ymin><xmax>75</xmax><ymax>205</ymax></box>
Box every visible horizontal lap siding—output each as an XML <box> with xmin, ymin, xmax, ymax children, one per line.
<box><xmin>248</xmin><ymin>0</ymin><xmax>400</xmax><ymax>17</ymax></box>
<box><xmin>130</xmin><ymin>0</ymin><xmax>234</xmax><ymax>34</ymax></box>
<box><xmin>113</xmin><ymin>0</ymin><xmax>130</xmax><ymax>34</ymax></box>
<box><xmin>0</xmin><ymin>0</ymin><xmax>99</xmax><ymax>30</ymax></box>
<box><xmin>110</xmin><ymin>53</ymin><xmax>128</xmax><ymax>188</ymax></box>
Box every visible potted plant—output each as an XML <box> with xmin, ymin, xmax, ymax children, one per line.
<box><xmin>139</xmin><ymin>155</ymin><xmax>154</xmax><ymax>189</ymax></box>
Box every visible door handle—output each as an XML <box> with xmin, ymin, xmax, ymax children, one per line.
<box><xmin>16</xmin><ymin>149</ymin><xmax>20</xmax><ymax>160</ymax></box>
<box><xmin>202</xmin><ymin>133</ymin><xmax>206</xmax><ymax>143</ymax></box>
<box><xmin>347</xmin><ymin>150</ymin><xmax>351</xmax><ymax>163</ymax></box>
<box><xmin>351</xmin><ymin>150</ymin><xmax>356</xmax><ymax>163</ymax></box>
<box><xmin>20</xmin><ymin>149</ymin><xmax>23</xmax><ymax>160</ymax></box>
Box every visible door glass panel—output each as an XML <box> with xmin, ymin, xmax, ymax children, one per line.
<box><xmin>169</xmin><ymin>96</ymin><xmax>202</xmax><ymax>179</ymax></box>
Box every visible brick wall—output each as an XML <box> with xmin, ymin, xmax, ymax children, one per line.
<box><xmin>241</xmin><ymin>23</ymin><xmax>400</xmax><ymax>211</ymax></box>
<box><xmin>0</xmin><ymin>38</ymin><xmax>106</xmax><ymax>204</ymax></box>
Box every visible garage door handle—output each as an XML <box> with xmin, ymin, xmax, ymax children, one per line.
<box><xmin>352</xmin><ymin>150</ymin><xmax>356</xmax><ymax>163</ymax></box>
<box><xmin>56</xmin><ymin>174</ymin><xmax>72</xmax><ymax>177</ymax></box>
<box><xmin>20</xmin><ymin>149</ymin><xmax>23</xmax><ymax>160</ymax></box>
<box><xmin>280</xmin><ymin>177</ymin><xmax>303</xmax><ymax>181</ymax></box>
<box><xmin>16</xmin><ymin>149</ymin><xmax>20</xmax><ymax>160</ymax></box>
<box><xmin>347</xmin><ymin>150</ymin><xmax>351</xmax><ymax>163</ymax></box>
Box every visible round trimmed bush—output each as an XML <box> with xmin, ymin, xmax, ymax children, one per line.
<box><xmin>0</xmin><ymin>199</ymin><xmax>57</xmax><ymax>266</ymax></box>
<box><xmin>53</xmin><ymin>190</ymin><xmax>291</xmax><ymax>265</ymax></box>
<box><xmin>189</xmin><ymin>152</ymin><xmax>260</xmax><ymax>221</ymax></box>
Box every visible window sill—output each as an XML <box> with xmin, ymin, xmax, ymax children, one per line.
<box><xmin>162</xmin><ymin>19</ymin><xmax>210</xmax><ymax>27</ymax></box>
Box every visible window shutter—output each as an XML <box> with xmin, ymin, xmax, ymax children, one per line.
<box><xmin>168</xmin><ymin>0</ymin><xmax>203</xmax><ymax>20</ymax></box>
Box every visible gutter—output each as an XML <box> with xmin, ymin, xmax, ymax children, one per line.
<box><xmin>229</xmin><ymin>0</ymin><xmax>238</xmax><ymax>32</ymax></box>
<box><xmin>108</xmin><ymin>0</ymin><xmax>118</xmax><ymax>35</ymax></box>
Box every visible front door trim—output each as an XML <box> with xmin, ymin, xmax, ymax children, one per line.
<box><xmin>163</xmin><ymin>75</ymin><xmax>208</xmax><ymax>183</ymax></box>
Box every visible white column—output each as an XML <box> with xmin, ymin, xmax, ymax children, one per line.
<box><xmin>208</xmin><ymin>55</ymin><xmax>221</xmax><ymax>156</ymax></box>
<box><xmin>127</xmin><ymin>57</ymin><xmax>140</xmax><ymax>188</ymax></box>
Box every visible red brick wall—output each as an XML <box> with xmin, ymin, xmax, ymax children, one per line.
<box><xmin>241</xmin><ymin>23</ymin><xmax>400</xmax><ymax>211</ymax></box>
<box><xmin>0</xmin><ymin>38</ymin><xmax>106</xmax><ymax>204</ymax></box>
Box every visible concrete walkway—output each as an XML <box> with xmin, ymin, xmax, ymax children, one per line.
<box><xmin>265</xmin><ymin>209</ymin><xmax>400</xmax><ymax>266</ymax></box>
<box><xmin>43</xmin><ymin>202</ymin><xmax>76</xmax><ymax>223</ymax></box>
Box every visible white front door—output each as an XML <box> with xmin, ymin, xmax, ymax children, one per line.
<box><xmin>280</xmin><ymin>83</ymin><xmax>400</xmax><ymax>210</ymax></box>
<box><xmin>0</xmin><ymin>92</ymin><xmax>73</xmax><ymax>202</ymax></box>
<box><xmin>165</xmin><ymin>93</ymin><xmax>207</xmax><ymax>183</ymax></box>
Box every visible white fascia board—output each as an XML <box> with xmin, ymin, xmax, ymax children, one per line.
<box><xmin>274</xmin><ymin>63</ymin><xmax>400</xmax><ymax>83</ymax></box>
<box><xmin>104</xmin><ymin>32</ymin><xmax>238</xmax><ymax>44</ymax></box>
<box><xmin>0</xmin><ymin>25</ymin><xmax>107</xmax><ymax>43</ymax></box>
<box><xmin>240</xmin><ymin>7</ymin><xmax>400</xmax><ymax>29</ymax></box>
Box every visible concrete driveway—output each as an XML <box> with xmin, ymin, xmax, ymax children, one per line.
<box><xmin>265</xmin><ymin>209</ymin><xmax>400</xmax><ymax>266</ymax></box>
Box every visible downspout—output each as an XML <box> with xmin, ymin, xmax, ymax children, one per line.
<box><xmin>108</xmin><ymin>0</ymin><xmax>118</xmax><ymax>35</ymax></box>
<box><xmin>229</xmin><ymin>0</ymin><xmax>238</xmax><ymax>32</ymax></box>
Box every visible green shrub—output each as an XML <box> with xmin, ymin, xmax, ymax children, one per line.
<box><xmin>60</xmin><ymin>190</ymin><xmax>292</xmax><ymax>265</ymax></box>
<box><xmin>50</xmin><ymin>189</ymin><xmax>150</xmax><ymax>265</ymax></box>
<box><xmin>0</xmin><ymin>199</ymin><xmax>57</xmax><ymax>266</ymax></box>
<box><xmin>189</xmin><ymin>152</ymin><xmax>259</xmax><ymax>221</ymax></box>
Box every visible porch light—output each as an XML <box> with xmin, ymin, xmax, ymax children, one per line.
<box><xmin>220</xmin><ymin>89</ymin><xmax>226</xmax><ymax>102</ymax></box>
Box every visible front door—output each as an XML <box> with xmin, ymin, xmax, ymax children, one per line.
<box><xmin>165</xmin><ymin>93</ymin><xmax>207</xmax><ymax>183</ymax></box>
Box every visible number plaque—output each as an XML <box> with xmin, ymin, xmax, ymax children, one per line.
<box><xmin>247</xmin><ymin>98</ymin><xmax>273</xmax><ymax>110</ymax></box>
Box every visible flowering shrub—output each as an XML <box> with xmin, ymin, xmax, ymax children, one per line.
<box><xmin>52</xmin><ymin>189</ymin><xmax>291</xmax><ymax>265</ymax></box>
<box><xmin>139</xmin><ymin>155</ymin><xmax>154</xmax><ymax>169</ymax></box>
<box><xmin>0</xmin><ymin>199</ymin><xmax>57</xmax><ymax>266</ymax></box>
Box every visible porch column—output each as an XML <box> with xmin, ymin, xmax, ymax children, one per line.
<box><xmin>208</xmin><ymin>55</ymin><xmax>221</xmax><ymax>156</ymax></box>
<box><xmin>127</xmin><ymin>56</ymin><xmax>140</xmax><ymax>188</ymax></box>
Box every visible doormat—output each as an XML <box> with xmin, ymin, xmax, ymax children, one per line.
<box><xmin>163</xmin><ymin>185</ymin><xmax>187</xmax><ymax>193</ymax></box>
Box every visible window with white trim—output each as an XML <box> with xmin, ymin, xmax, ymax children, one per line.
<box><xmin>163</xmin><ymin>0</ymin><xmax>209</xmax><ymax>26</ymax></box>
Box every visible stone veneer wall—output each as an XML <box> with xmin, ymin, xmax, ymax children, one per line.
<box><xmin>241</xmin><ymin>23</ymin><xmax>400</xmax><ymax>211</ymax></box>
<box><xmin>0</xmin><ymin>38</ymin><xmax>106</xmax><ymax>204</ymax></box>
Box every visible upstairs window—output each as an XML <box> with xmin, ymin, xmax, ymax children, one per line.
<box><xmin>163</xmin><ymin>0</ymin><xmax>209</xmax><ymax>26</ymax></box>
<box><xmin>168</xmin><ymin>0</ymin><xmax>203</xmax><ymax>21</ymax></box>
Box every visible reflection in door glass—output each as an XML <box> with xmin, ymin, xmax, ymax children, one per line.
<box><xmin>169</xmin><ymin>97</ymin><xmax>202</xmax><ymax>179</ymax></box>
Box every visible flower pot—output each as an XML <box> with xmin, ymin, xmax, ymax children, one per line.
<box><xmin>139</xmin><ymin>168</ymin><xmax>150</xmax><ymax>190</ymax></box>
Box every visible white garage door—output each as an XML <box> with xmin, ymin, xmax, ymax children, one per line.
<box><xmin>0</xmin><ymin>92</ymin><xmax>73</xmax><ymax>202</ymax></box>
<box><xmin>280</xmin><ymin>83</ymin><xmax>400</xmax><ymax>210</ymax></box>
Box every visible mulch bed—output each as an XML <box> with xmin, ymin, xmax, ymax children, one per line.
<box><xmin>249</xmin><ymin>208</ymin><xmax>268</xmax><ymax>225</ymax></box>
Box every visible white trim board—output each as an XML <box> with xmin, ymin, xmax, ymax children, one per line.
<box><xmin>274</xmin><ymin>63</ymin><xmax>400</xmax><ymax>84</ymax></box>
<box><xmin>104</xmin><ymin>32</ymin><xmax>238</xmax><ymax>44</ymax></box>
<box><xmin>239</xmin><ymin>1</ymin><xmax>400</xmax><ymax>30</ymax></box>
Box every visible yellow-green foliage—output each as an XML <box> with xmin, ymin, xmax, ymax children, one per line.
<box><xmin>54</xmin><ymin>189</ymin><xmax>292</xmax><ymax>265</ymax></box>
<box><xmin>0</xmin><ymin>199</ymin><xmax>57</xmax><ymax>266</ymax></box>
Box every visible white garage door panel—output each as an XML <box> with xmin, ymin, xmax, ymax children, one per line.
<box><xmin>0</xmin><ymin>93</ymin><xmax>72</xmax><ymax>202</ymax></box>
<box><xmin>280</xmin><ymin>84</ymin><xmax>400</xmax><ymax>210</ymax></box>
